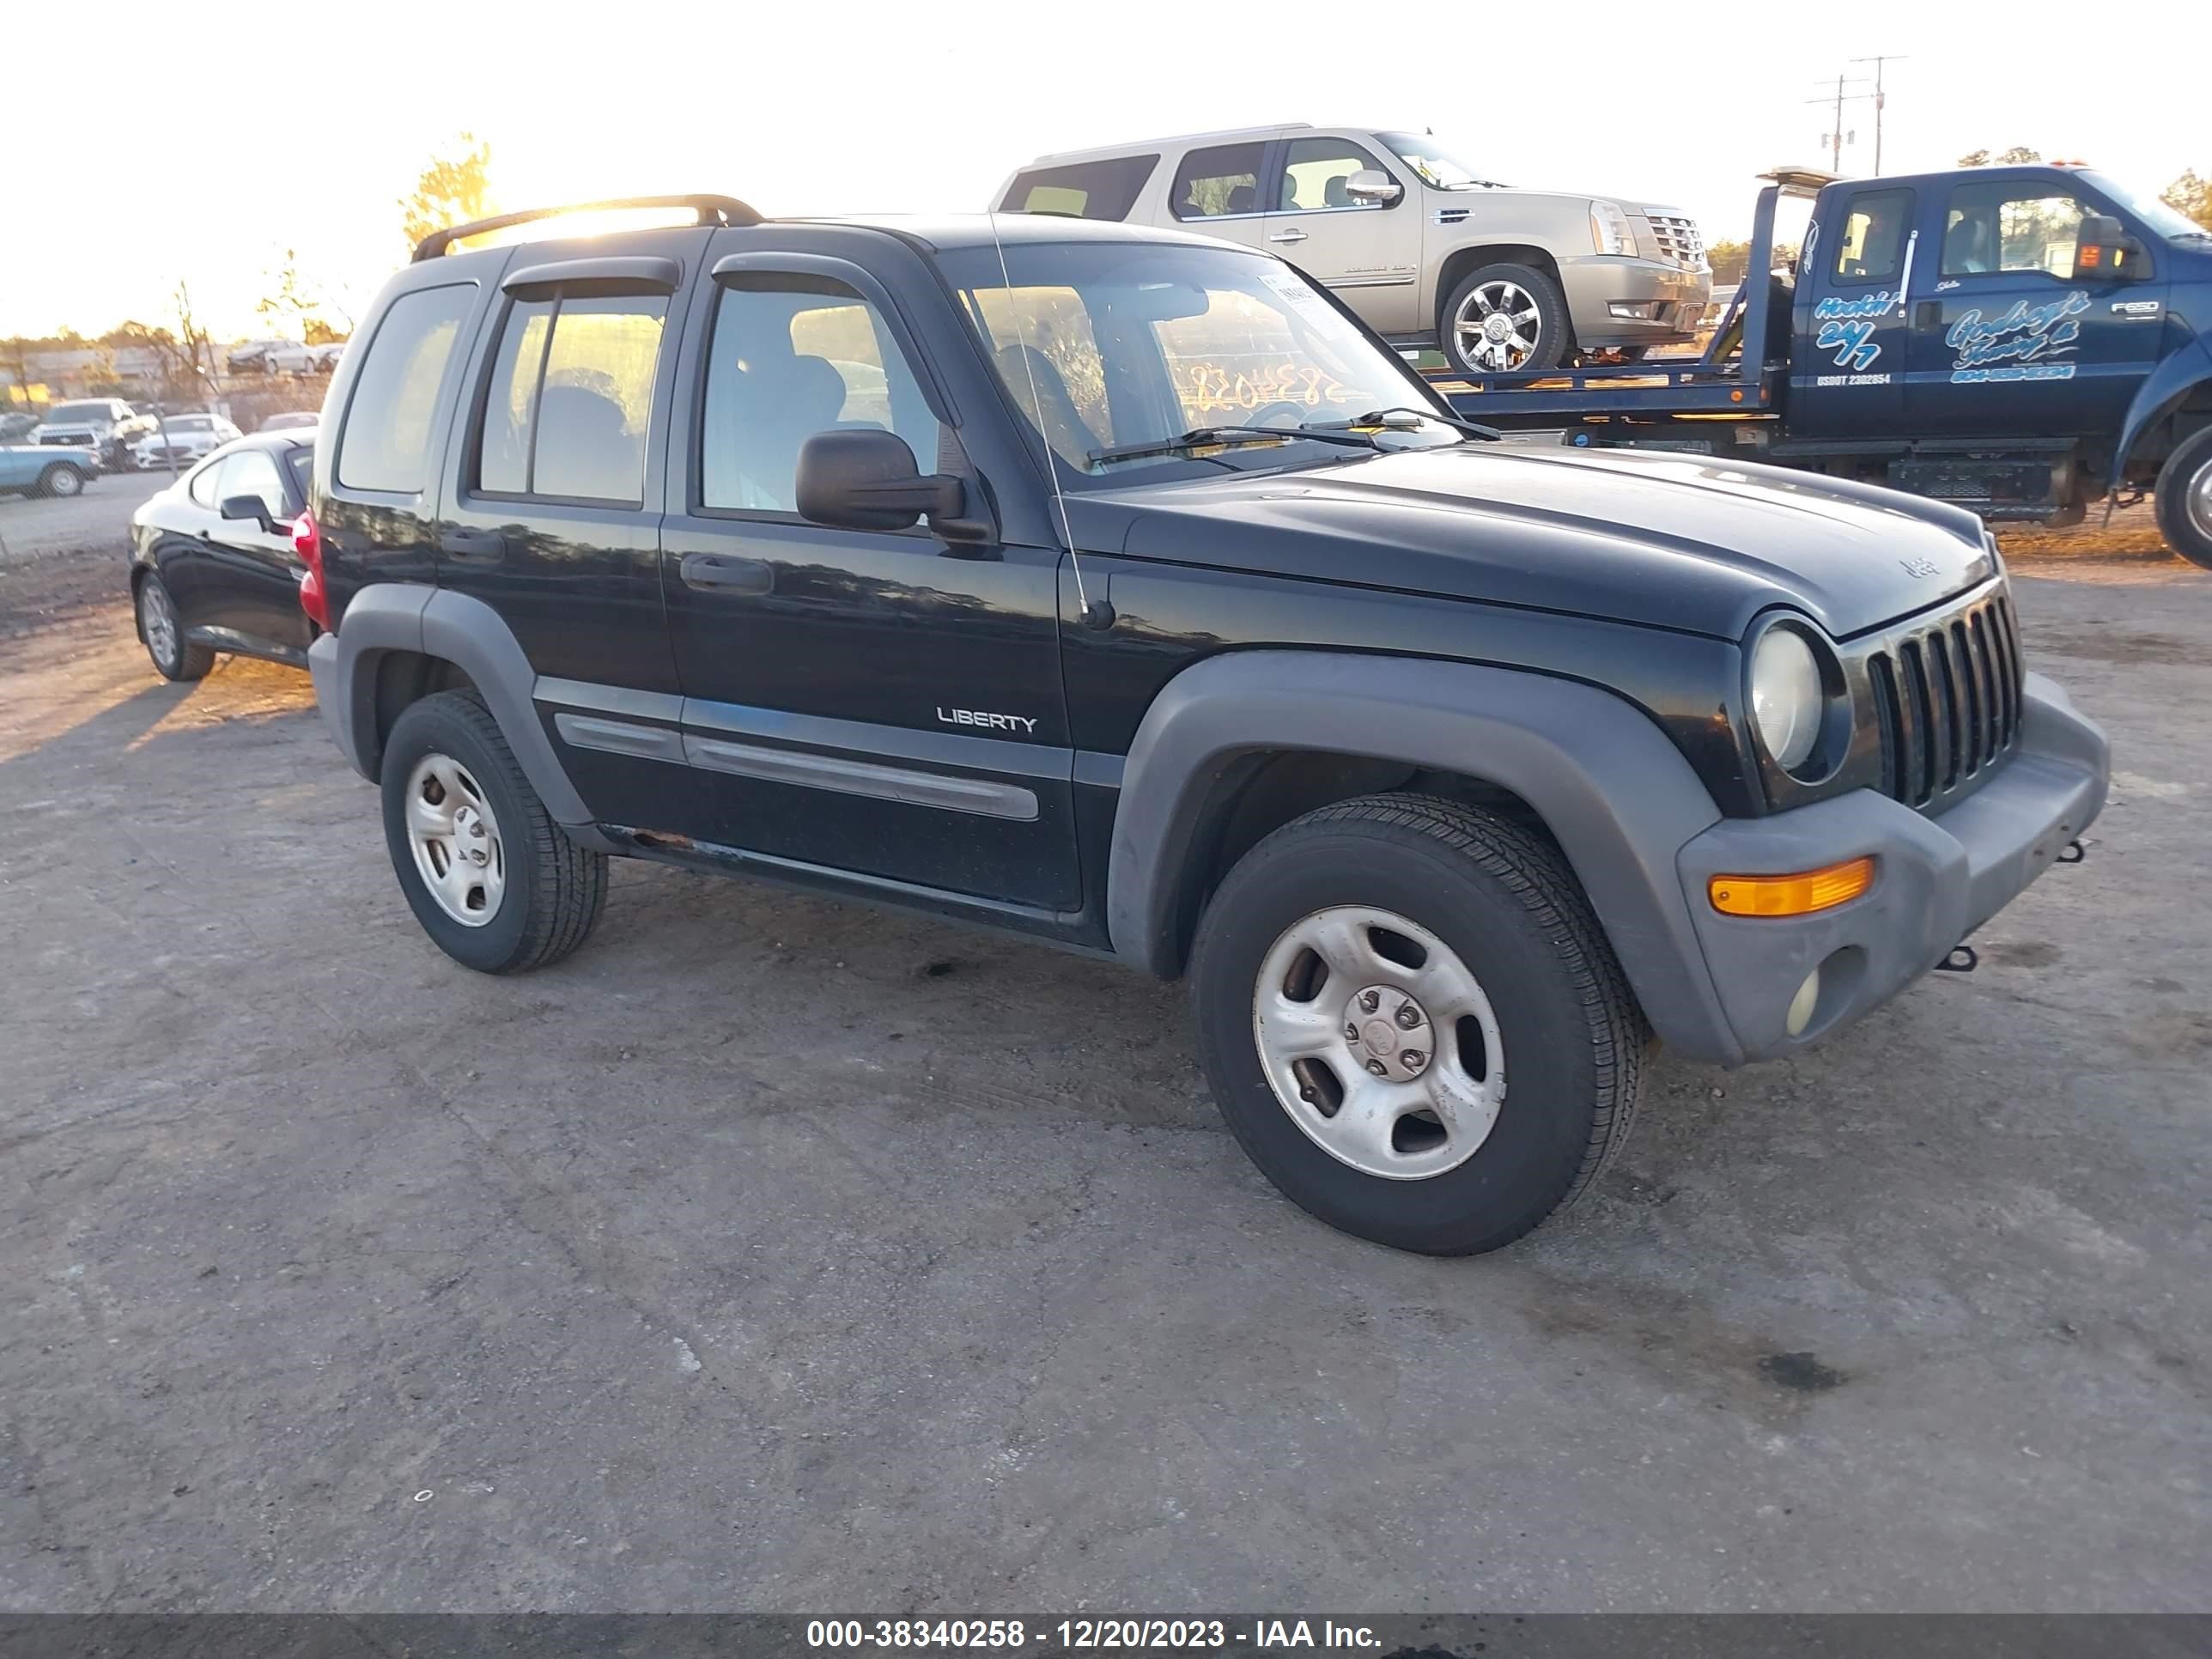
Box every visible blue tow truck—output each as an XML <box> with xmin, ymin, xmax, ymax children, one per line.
<box><xmin>1425</xmin><ymin>163</ymin><xmax>2212</xmax><ymax>569</ymax></box>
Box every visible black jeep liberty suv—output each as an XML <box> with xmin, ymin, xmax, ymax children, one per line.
<box><xmin>300</xmin><ymin>194</ymin><xmax>2109</xmax><ymax>1255</ymax></box>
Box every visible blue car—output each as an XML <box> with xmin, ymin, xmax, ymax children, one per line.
<box><xmin>0</xmin><ymin>443</ymin><xmax>100</xmax><ymax>498</ymax></box>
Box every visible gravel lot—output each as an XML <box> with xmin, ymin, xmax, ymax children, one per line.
<box><xmin>2</xmin><ymin>484</ymin><xmax>2207</xmax><ymax>1613</ymax></box>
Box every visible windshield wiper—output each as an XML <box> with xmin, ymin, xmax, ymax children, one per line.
<box><xmin>1086</xmin><ymin>425</ymin><xmax>1379</xmax><ymax>466</ymax></box>
<box><xmin>1302</xmin><ymin>407</ymin><xmax>1503</xmax><ymax>442</ymax></box>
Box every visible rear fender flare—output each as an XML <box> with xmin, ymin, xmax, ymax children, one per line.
<box><xmin>317</xmin><ymin>582</ymin><xmax>595</xmax><ymax>831</ymax></box>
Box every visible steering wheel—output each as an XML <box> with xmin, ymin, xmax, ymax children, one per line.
<box><xmin>1242</xmin><ymin>401</ymin><xmax>1311</xmax><ymax>431</ymax></box>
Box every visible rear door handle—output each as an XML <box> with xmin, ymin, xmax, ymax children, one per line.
<box><xmin>680</xmin><ymin>551</ymin><xmax>775</xmax><ymax>594</ymax></box>
<box><xmin>1267</xmin><ymin>228</ymin><xmax>1308</xmax><ymax>245</ymax></box>
<box><xmin>440</xmin><ymin>527</ymin><xmax>507</xmax><ymax>561</ymax></box>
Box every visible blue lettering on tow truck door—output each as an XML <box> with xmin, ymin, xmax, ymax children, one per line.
<box><xmin>1905</xmin><ymin>173</ymin><xmax>2167</xmax><ymax>436</ymax></box>
<box><xmin>1790</xmin><ymin>185</ymin><xmax>1913</xmax><ymax>435</ymax></box>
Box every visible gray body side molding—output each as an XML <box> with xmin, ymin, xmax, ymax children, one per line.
<box><xmin>1104</xmin><ymin>650</ymin><xmax>1738</xmax><ymax>1061</ymax></box>
<box><xmin>311</xmin><ymin>583</ymin><xmax>611</xmax><ymax>848</ymax></box>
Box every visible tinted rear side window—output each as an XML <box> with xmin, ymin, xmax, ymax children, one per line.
<box><xmin>337</xmin><ymin>283</ymin><xmax>475</xmax><ymax>492</ymax></box>
<box><xmin>476</xmin><ymin>293</ymin><xmax>665</xmax><ymax>505</ymax></box>
<box><xmin>1000</xmin><ymin>155</ymin><xmax>1158</xmax><ymax>221</ymax></box>
<box><xmin>1172</xmin><ymin>143</ymin><xmax>1268</xmax><ymax>220</ymax></box>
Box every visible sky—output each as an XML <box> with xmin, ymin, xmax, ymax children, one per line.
<box><xmin>7</xmin><ymin>0</ymin><xmax>2208</xmax><ymax>340</ymax></box>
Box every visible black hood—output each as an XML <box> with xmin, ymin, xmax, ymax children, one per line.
<box><xmin>1083</xmin><ymin>443</ymin><xmax>1997</xmax><ymax>641</ymax></box>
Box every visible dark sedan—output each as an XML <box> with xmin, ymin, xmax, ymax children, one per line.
<box><xmin>129</xmin><ymin>428</ymin><xmax>317</xmax><ymax>680</ymax></box>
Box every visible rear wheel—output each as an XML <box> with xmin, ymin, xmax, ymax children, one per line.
<box><xmin>380</xmin><ymin>690</ymin><xmax>608</xmax><ymax>974</ymax></box>
<box><xmin>2154</xmin><ymin>425</ymin><xmax>2212</xmax><ymax>571</ymax></box>
<box><xmin>1441</xmin><ymin>262</ymin><xmax>1572</xmax><ymax>375</ymax></box>
<box><xmin>38</xmin><ymin>464</ymin><xmax>85</xmax><ymax>499</ymax></box>
<box><xmin>137</xmin><ymin>574</ymin><xmax>214</xmax><ymax>681</ymax></box>
<box><xmin>1190</xmin><ymin>793</ymin><xmax>1646</xmax><ymax>1255</ymax></box>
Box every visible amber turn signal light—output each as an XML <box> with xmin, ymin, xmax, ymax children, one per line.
<box><xmin>1708</xmin><ymin>857</ymin><xmax>1875</xmax><ymax>918</ymax></box>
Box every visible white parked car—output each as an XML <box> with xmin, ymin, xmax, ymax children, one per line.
<box><xmin>133</xmin><ymin>413</ymin><xmax>242</xmax><ymax>471</ymax></box>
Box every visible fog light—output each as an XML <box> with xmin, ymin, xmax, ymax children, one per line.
<box><xmin>1709</xmin><ymin>856</ymin><xmax>1875</xmax><ymax>917</ymax></box>
<box><xmin>1785</xmin><ymin>968</ymin><xmax>1821</xmax><ymax>1037</ymax></box>
<box><xmin>1607</xmin><ymin>301</ymin><xmax>1662</xmax><ymax>320</ymax></box>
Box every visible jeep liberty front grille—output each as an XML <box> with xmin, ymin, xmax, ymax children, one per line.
<box><xmin>1863</xmin><ymin>589</ymin><xmax>2025</xmax><ymax>811</ymax></box>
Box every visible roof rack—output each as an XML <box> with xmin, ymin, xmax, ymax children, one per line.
<box><xmin>411</xmin><ymin>194</ymin><xmax>763</xmax><ymax>262</ymax></box>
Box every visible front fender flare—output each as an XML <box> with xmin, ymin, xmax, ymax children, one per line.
<box><xmin>2112</xmin><ymin>334</ymin><xmax>2212</xmax><ymax>492</ymax></box>
<box><xmin>1103</xmin><ymin>649</ymin><xmax>1743</xmax><ymax>1064</ymax></box>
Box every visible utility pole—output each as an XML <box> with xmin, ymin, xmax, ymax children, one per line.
<box><xmin>1849</xmin><ymin>54</ymin><xmax>1907</xmax><ymax>173</ymax></box>
<box><xmin>1807</xmin><ymin>73</ymin><xmax>1873</xmax><ymax>173</ymax></box>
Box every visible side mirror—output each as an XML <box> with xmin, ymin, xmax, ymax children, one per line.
<box><xmin>796</xmin><ymin>428</ymin><xmax>964</xmax><ymax>534</ymax></box>
<box><xmin>2077</xmin><ymin>213</ymin><xmax>2150</xmax><ymax>278</ymax></box>
<box><xmin>1345</xmin><ymin>169</ymin><xmax>1403</xmax><ymax>206</ymax></box>
<box><xmin>220</xmin><ymin>494</ymin><xmax>279</xmax><ymax>533</ymax></box>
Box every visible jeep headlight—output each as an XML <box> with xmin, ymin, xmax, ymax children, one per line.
<box><xmin>1749</xmin><ymin>624</ymin><xmax>1825</xmax><ymax>773</ymax></box>
<box><xmin>1589</xmin><ymin>200</ymin><xmax>1634</xmax><ymax>257</ymax></box>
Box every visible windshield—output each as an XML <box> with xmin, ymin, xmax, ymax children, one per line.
<box><xmin>942</xmin><ymin>240</ymin><xmax>1461</xmax><ymax>485</ymax></box>
<box><xmin>1377</xmin><ymin>133</ymin><xmax>1502</xmax><ymax>191</ymax></box>
<box><xmin>2081</xmin><ymin>171</ymin><xmax>2209</xmax><ymax>241</ymax></box>
<box><xmin>44</xmin><ymin>402</ymin><xmax>114</xmax><ymax>425</ymax></box>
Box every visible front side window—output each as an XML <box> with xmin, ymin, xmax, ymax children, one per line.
<box><xmin>337</xmin><ymin>283</ymin><xmax>475</xmax><ymax>493</ymax></box>
<box><xmin>476</xmin><ymin>292</ymin><xmax>665</xmax><ymax>504</ymax></box>
<box><xmin>217</xmin><ymin>449</ymin><xmax>288</xmax><ymax>519</ymax></box>
<box><xmin>1172</xmin><ymin>143</ymin><xmax>1267</xmax><ymax>220</ymax></box>
<box><xmin>1943</xmin><ymin>182</ymin><xmax>2085</xmax><ymax>278</ymax></box>
<box><xmin>1000</xmin><ymin>155</ymin><xmax>1158</xmax><ymax>221</ymax></box>
<box><xmin>1831</xmin><ymin>188</ymin><xmax>1913</xmax><ymax>283</ymax></box>
<box><xmin>700</xmin><ymin>275</ymin><xmax>942</xmax><ymax>514</ymax></box>
<box><xmin>947</xmin><ymin>240</ymin><xmax>1459</xmax><ymax>483</ymax></box>
<box><xmin>1277</xmin><ymin>139</ymin><xmax>1393</xmax><ymax>212</ymax></box>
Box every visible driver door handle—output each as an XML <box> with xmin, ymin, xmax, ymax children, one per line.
<box><xmin>1267</xmin><ymin>228</ymin><xmax>1309</xmax><ymax>245</ymax></box>
<box><xmin>681</xmin><ymin>551</ymin><xmax>775</xmax><ymax>594</ymax></box>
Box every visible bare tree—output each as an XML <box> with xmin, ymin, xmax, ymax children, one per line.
<box><xmin>2164</xmin><ymin>169</ymin><xmax>2211</xmax><ymax>229</ymax></box>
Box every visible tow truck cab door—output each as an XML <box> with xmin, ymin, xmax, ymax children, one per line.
<box><xmin>1904</xmin><ymin>170</ymin><xmax>2168</xmax><ymax>438</ymax></box>
<box><xmin>1790</xmin><ymin>182</ymin><xmax>1913</xmax><ymax>435</ymax></box>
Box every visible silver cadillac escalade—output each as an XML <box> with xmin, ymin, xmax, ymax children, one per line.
<box><xmin>994</xmin><ymin>124</ymin><xmax>1711</xmax><ymax>374</ymax></box>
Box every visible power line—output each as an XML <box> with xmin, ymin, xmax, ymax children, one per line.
<box><xmin>1850</xmin><ymin>55</ymin><xmax>1909</xmax><ymax>173</ymax></box>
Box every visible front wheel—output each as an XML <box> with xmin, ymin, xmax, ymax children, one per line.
<box><xmin>1440</xmin><ymin>262</ymin><xmax>1572</xmax><ymax>375</ymax></box>
<box><xmin>380</xmin><ymin>690</ymin><xmax>608</xmax><ymax>974</ymax></box>
<box><xmin>39</xmin><ymin>464</ymin><xmax>86</xmax><ymax>499</ymax></box>
<box><xmin>2154</xmin><ymin>425</ymin><xmax>2212</xmax><ymax>572</ymax></box>
<box><xmin>1190</xmin><ymin>794</ymin><xmax>1647</xmax><ymax>1255</ymax></box>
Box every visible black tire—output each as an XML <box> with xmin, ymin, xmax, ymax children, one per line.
<box><xmin>2153</xmin><ymin>425</ymin><xmax>2212</xmax><ymax>572</ymax></box>
<box><xmin>1189</xmin><ymin>793</ymin><xmax>1647</xmax><ymax>1255</ymax></box>
<box><xmin>136</xmin><ymin>573</ymin><xmax>215</xmax><ymax>681</ymax></box>
<box><xmin>38</xmin><ymin>464</ymin><xmax>87</xmax><ymax>499</ymax></box>
<box><xmin>1440</xmin><ymin>262</ymin><xmax>1573</xmax><ymax>375</ymax></box>
<box><xmin>380</xmin><ymin>690</ymin><xmax>608</xmax><ymax>975</ymax></box>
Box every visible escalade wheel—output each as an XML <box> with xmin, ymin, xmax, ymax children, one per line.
<box><xmin>1441</xmin><ymin>263</ymin><xmax>1571</xmax><ymax>375</ymax></box>
<box><xmin>137</xmin><ymin>574</ymin><xmax>214</xmax><ymax>681</ymax></box>
<box><xmin>380</xmin><ymin>690</ymin><xmax>607</xmax><ymax>975</ymax></box>
<box><xmin>1190</xmin><ymin>793</ymin><xmax>1646</xmax><ymax>1255</ymax></box>
<box><xmin>2154</xmin><ymin>426</ymin><xmax>2212</xmax><ymax>572</ymax></box>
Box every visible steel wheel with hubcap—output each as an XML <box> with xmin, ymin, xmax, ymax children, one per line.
<box><xmin>136</xmin><ymin>574</ymin><xmax>213</xmax><ymax>681</ymax></box>
<box><xmin>404</xmin><ymin>752</ymin><xmax>507</xmax><ymax>927</ymax></box>
<box><xmin>379</xmin><ymin>690</ymin><xmax>608</xmax><ymax>975</ymax></box>
<box><xmin>41</xmin><ymin>464</ymin><xmax>83</xmax><ymax>498</ymax></box>
<box><xmin>1191</xmin><ymin>793</ymin><xmax>1647</xmax><ymax>1255</ymax></box>
<box><xmin>1253</xmin><ymin>905</ymin><xmax>1506</xmax><ymax>1180</ymax></box>
<box><xmin>1441</xmin><ymin>261</ymin><xmax>1571</xmax><ymax>376</ymax></box>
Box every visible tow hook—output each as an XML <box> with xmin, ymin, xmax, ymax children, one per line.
<box><xmin>2057</xmin><ymin>838</ymin><xmax>2086</xmax><ymax>865</ymax></box>
<box><xmin>1933</xmin><ymin>943</ymin><xmax>1979</xmax><ymax>974</ymax></box>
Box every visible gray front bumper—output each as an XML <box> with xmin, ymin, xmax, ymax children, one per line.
<box><xmin>1676</xmin><ymin>672</ymin><xmax>2108</xmax><ymax>1062</ymax></box>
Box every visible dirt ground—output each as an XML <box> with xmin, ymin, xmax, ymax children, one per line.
<box><xmin>1</xmin><ymin>485</ymin><xmax>2207</xmax><ymax>1613</ymax></box>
